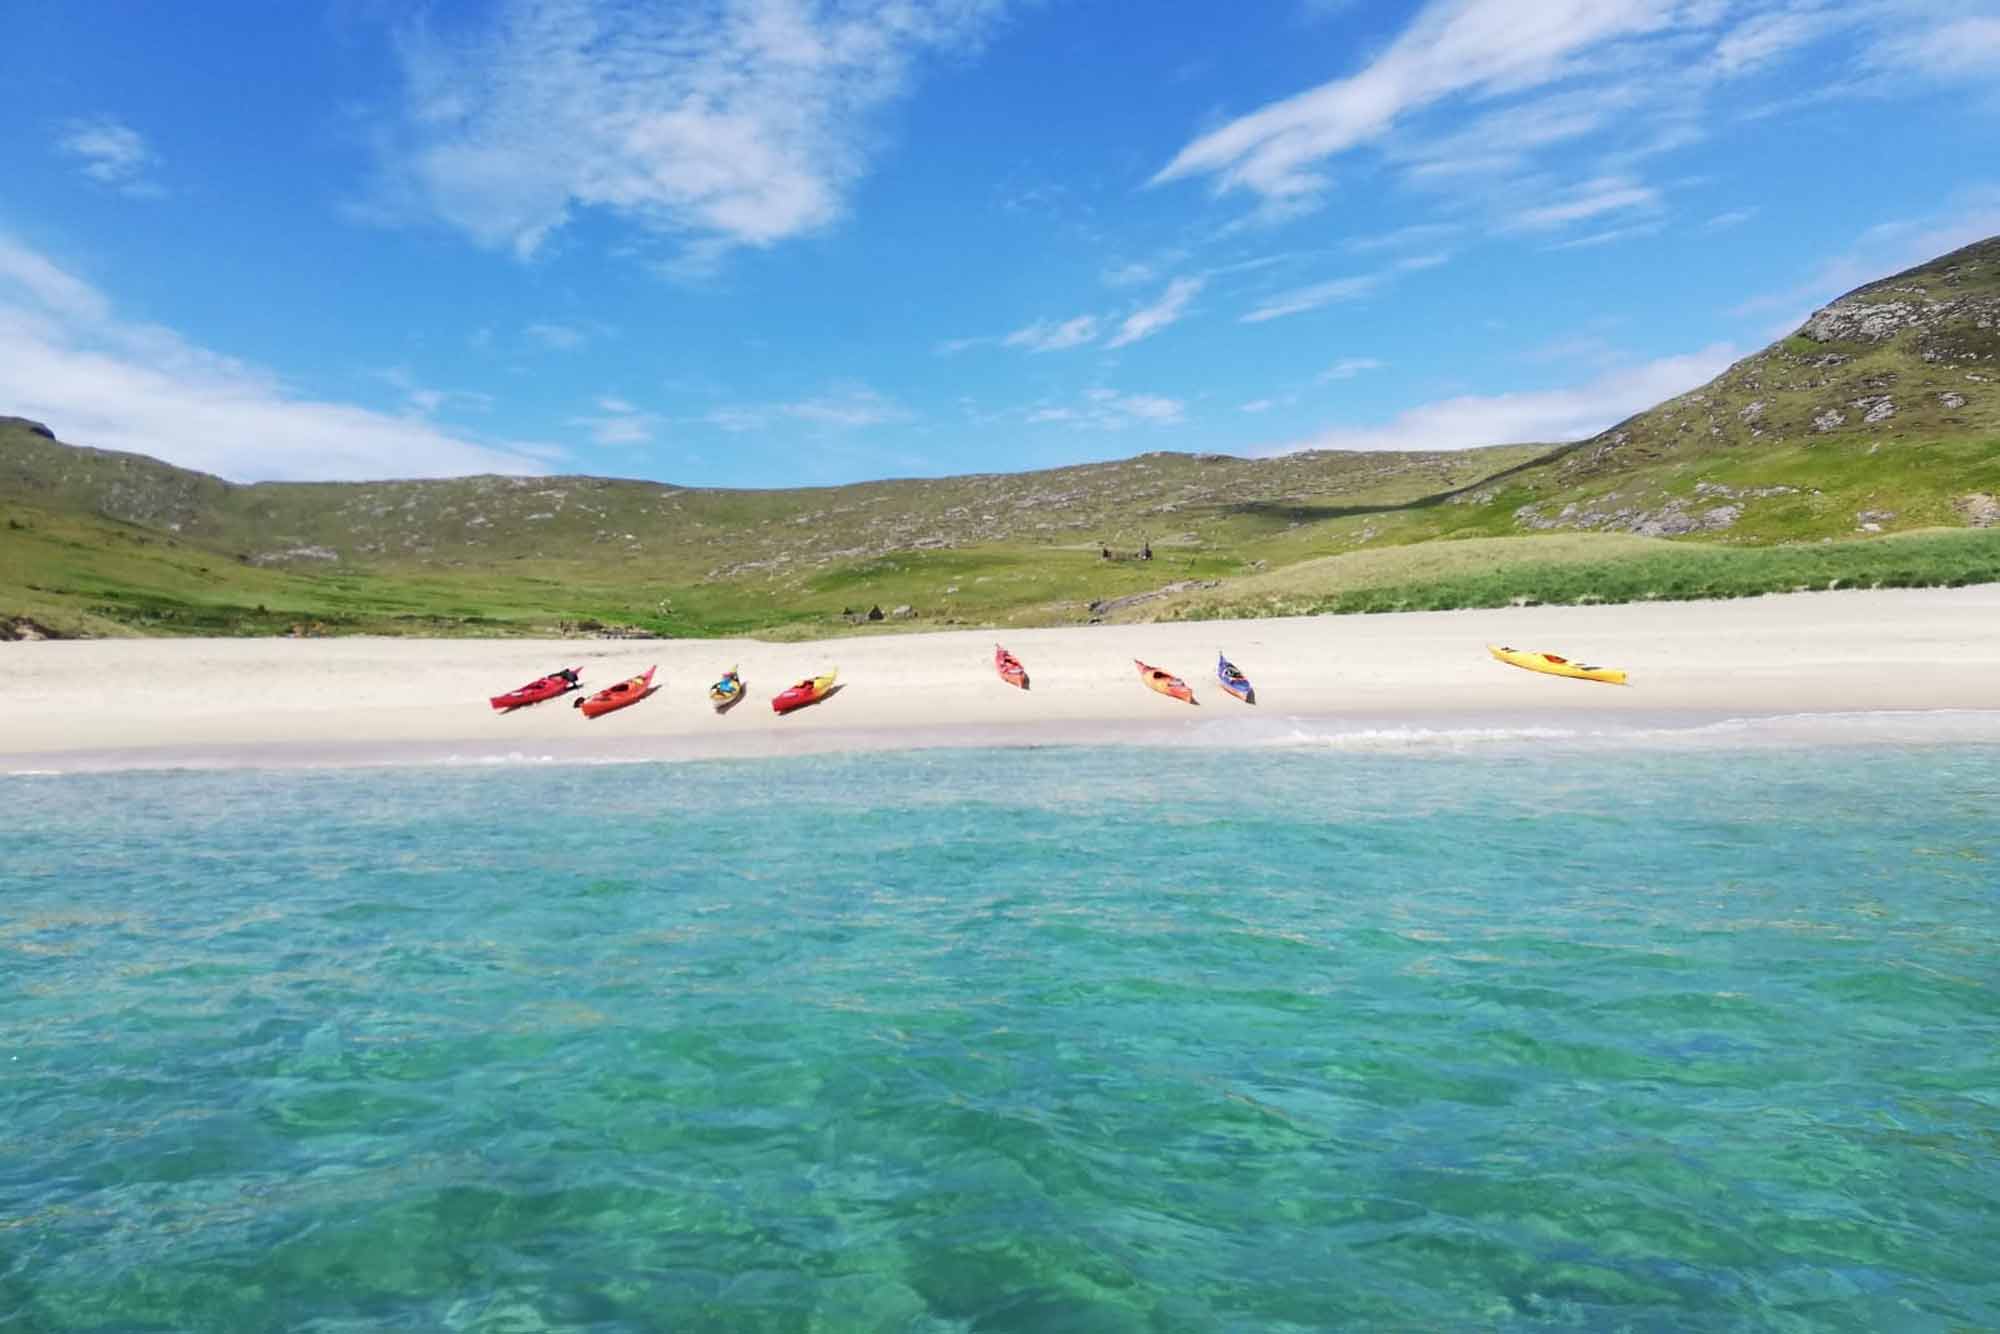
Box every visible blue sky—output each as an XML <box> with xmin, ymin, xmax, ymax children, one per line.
<box><xmin>3</xmin><ymin>0</ymin><xmax>1997</xmax><ymax>486</ymax></box>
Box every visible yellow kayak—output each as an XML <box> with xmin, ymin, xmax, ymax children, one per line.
<box><xmin>1488</xmin><ymin>644</ymin><xmax>1628</xmax><ymax>686</ymax></box>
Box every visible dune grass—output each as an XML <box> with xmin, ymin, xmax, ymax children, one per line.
<box><xmin>1161</xmin><ymin>529</ymin><xmax>2000</xmax><ymax>620</ymax></box>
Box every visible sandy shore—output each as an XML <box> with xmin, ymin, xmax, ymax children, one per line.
<box><xmin>4</xmin><ymin>586</ymin><xmax>1998</xmax><ymax>772</ymax></box>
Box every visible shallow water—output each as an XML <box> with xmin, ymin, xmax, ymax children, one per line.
<box><xmin>3</xmin><ymin>746</ymin><xmax>1997</xmax><ymax>1331</ymax></box>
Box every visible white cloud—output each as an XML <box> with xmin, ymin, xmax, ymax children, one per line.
<box><xmin>373</xmin><ymin>365</ymin><xmax>495</xmax><ymax>417</ymax></box>
<box><xmin>1004</xmin><ymin>314</ymin><xmax>1100</xmax><ymax>353</ymax></box>
<box><xmin>1267</xmin><ymin>343</ymin><xmax>1737</xmax><ymax>453</ymax></box>
<box><xmin>1871</xmin><ymin>15</ymin><xmax>2000</xmax><ymax>78</ymax></box>
<box><xmin>0</xmin><ymin>235</ymin><xmax>552</xmax><ymax>481</ymax></box>
<box><xmin>1345</xmin><ymin>221</ymin><xmax>1464</xmax><ymax>252</ymax></box>
<box><xmin>1028</xmin><ymin>388</ymin><xmax>1186</xmax><ymax>430</ymax></box>
<box><xmin>1240</xmin><ymin>398</ymin><xmax>1277</xmax><ymax>413</ymax></box>
<box><xmin>523</xmin><ymin>321</ymin><xmax>585</xmax><ymax>350</ymax></box>
<box><xmin>1543</xmin><ymin>220</ymin><xmax>1666</xmax><ymax>250</ymax></box>
<box><xmin>786</xmin><ymin>387</ymin><xmax>911</xmax><ymax>427</ymax></box>
<box><xmin>1151</xmin><ymin>0</ymin><xmax>1696</xmax><ymax>207</ymax></box>
<box><xmin>1507</xmin><ymin>176</ymin><xmax>1660</xmax><ymax>231</ymax></box>
<box><xmin>1711</xmin><ymin>9</ymin><xmax>1821</xmax><ymax>75</ymax></box>
<box><xmin>1105</xmin><ymin>276</ymin><xmax>1204</xmax><ymax>349</ymax></box>
<box><xmin>1318</xmin><ymin>357</ymin><xmax>1384</xmax><ymax>381</ymax></box>
<box><xmin>571</xmin><ymin>397</ymin><xmax>659</xmax><ymax>445</ymax></box>
<box><xmin>1242</xmin><ymin>273</ymin><xmax>1382</xmax><ymax>323</ymax></box>
<box><xmin>1704</xmin><ymin>206</ymin><xmax>1758</xmax><ymax>230</ymax></box>
<box><xmin>1396</xmin><ymin>251</ymin><xmax>1451</xmax><ymax>271</ymax></box>
<box><xmin>383</xmin><ymin>0</ymin><xmax>1009</xmax><ymax>260</ymax></box>
<box><xmin>1101</xmin><ymin>260</ymin><xmax>1158</xmax><ymax>287</ymax></box>
<box><xmin>706</xmin><ymin>385</ymin><xmax>913</xmax><ymax>431</ymax></box>
<box><xmin>57</xmin><ymin>118</ymin><xmax>165</xmax><ymax>198</ymax></box>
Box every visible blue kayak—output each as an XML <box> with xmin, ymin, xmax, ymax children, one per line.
<box><xmin>1217</xmin><ymin>651</ymin><xmax>1254</xmax><ymax>704</ymax></box>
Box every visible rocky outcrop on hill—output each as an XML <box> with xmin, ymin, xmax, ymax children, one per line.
<box><xmin>1504</xmin><ymin>236</ymin><xmax>2000</xmax><ymax>536</ymax></box>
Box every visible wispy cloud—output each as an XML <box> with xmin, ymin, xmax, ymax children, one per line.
<box><xmin>380</xmin><ymin>0</ymin><xmax>1011</xmax><ymax>261</ymax></box>
<box><xmin>1543</xmin><ymin>220</ymin><xmax>1666</xmax><ymax>250</ymax></box>
<box><xmin>1028</xmin><ymin>387</ymin><xmax>1186</xmax><ymax>429</ymax></box>
<box><xmin>1712</xmin><ymin>9</ymin><xmax>1821</xmax><ymax>76</ymax></box>
<box><xmin>0</xmin><ymin>235</ymin><xmax>552</xmax><ymax>481</ymax></box>
<box><xmin>1106</xmin><ymin>276</ymin><xmax>1204</xmax><ymax>349</ymax></box>
<box><xmin>706</xmin><ymin>385</ymin><xmax>913</xmax><ymax>431</ymax></box>
<box><xmin>1703</xmin><ymin>206</ymin><xmax>1758</xmax><ymax>231</ymax></box>
<box><xmin>1317</xmin><ymin>356</ymin><xmax>1384</xmax><ymax>382</ymax></box>
<box><xmin>57</xmin><ymin>118</ymin><xmax>166</xmax><ymax>198</ymax></box>
<box><xmin>1240</xmin><ymin>398</ymin><xmax>1277</xmax><ymax>413</ymax></box>
<box><xmin>1241</xmin><ymin>273</ymin><xmax>1382</xmax><ymax>324</ymax></box>
<box><xmin>1507</xmin><ymin>176</ymin><xmax>1660</xmax><ymax>232</ymax></box>
<box><xmin>1150</xmin><ymin>0</ymin><xmax>1694</xmax><ymax>209</ymax></box>
<box><xmin>373</xmin><ymin>365</ymin><xmax>495</xmax><ymax>417</ymax></box>
<box><xmin>1869</xmin><ymin>15</ymin><xmax>2000</xmax><ymax>79</ymax></box>
<box><xmin>523</xmin><ymin>322</ymin><xmax>585</xmax><ymax>350</ymax></box>
<box><xmin>1345</xmin><ymin>222</ymin><xmax>1463</xmax><ymax>253</ymax></box>
<box><xmin>1267</xmin><ymin>343</ymin><xmax>1737</xmax><ymax>454</ymax></box>
<box><xmin>1004</xmin><ymin>314</ymin><xmax>1100</xmax><ymax>353</ymax></box>
<box><xmin>1727</xmin><ymin>187</ymin><xmax>2000</xmax><ymax>325</ymax></box>
<box><xmin>571</xmin><ymin>395</ymin><xmax>659</xmax><ymax>445</ymax></box>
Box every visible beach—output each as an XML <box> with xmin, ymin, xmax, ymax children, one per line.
<box><xmin>5</xmin><ymin>584</ymin><xmax>1998</xmax><ymax>771</ymax></box>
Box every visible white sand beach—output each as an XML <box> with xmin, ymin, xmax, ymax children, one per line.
<box><xmin>4</xmin><ymin>586</ymin><xmax>1997</xmax><ymax>772</ymax></box>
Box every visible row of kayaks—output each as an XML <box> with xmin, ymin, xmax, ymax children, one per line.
<box><xmin>490</xmin><ymin>666</ymin><xmax>837</xmax><ymax>719</ymax></box>
<box><xmin>492</xmin><ymin>640</ymin><xmax>1629</xmax><ymax>720</ymax></box>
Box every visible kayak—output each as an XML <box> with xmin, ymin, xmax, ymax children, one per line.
<box><xmin>1488</xmin><ymin>644</ymin><xmax>1628</xmax><ymax>686</ymax></box>
<box><xmin>490</xmin><ymin>667</ymin><xmax>581</xmax><ymax>711</ymax></box>
<box><xmin>772</xmin><ymin>670</ymin><xmax>837</xmax><ymax>714</ymax></box>
<box><xmin>994</xmin><ymin>644</ymin><xmax>1028</xmax><ymax>690</ymax></box>
<box><xmin>1135</xmin><ymin>659</ymin><xmax>1194</xmax><ymax>704</ymax></box>
<box><xmin>574</xmin><ymin>665</ymin><xmax>657</xmax><ymax>718</ymax></box>
<box><xmin>709</xmin><ymin>666</ymin><xmax>745</xmax><ymax>712</ymax></box>
<box><xmin>1216</xmin><ymin>651</ymin><xmax>1254</xmax><ymax>704</ymax></box>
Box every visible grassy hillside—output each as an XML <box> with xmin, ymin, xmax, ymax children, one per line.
<box><xmin>4</xmin><ymin>236</ymin><xmax>1996</xmax><ymax>640</ymax></box>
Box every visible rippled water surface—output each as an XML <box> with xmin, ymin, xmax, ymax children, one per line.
<box><xmin>4</xmin><ymin>747</ymin><xmax>1997</xmax><ymax>1331</ymax></box>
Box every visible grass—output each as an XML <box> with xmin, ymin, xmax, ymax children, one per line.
<box><xmin>1160</xmin><ymin>529</ymin><xmax>2000</xmax><ymax>620</ymax></box>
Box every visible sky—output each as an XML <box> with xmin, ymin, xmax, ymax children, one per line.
<box><xmin>3</xmin><ymin>0</ymin><xmax>1998</xmax><ymax>488</ymax></box>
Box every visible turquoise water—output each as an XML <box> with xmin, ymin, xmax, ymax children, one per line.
<box><xmin>3</xmin><ymin>746</ymin><xmax>1997</xmax><ymax>1332</ymax></box>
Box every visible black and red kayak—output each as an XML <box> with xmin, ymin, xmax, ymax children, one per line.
<box><xmin>490</xmin><ymin>667</ymin><xmax>582</xmax><ymax>711</ymax></box>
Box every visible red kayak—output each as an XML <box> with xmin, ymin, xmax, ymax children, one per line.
<box><xmin>573</xmin><ymin>666</ymin><xmax>656</xmax><ymax>719</ymax></box>
<box><xmin>994</xmin><ymin>644</ymin><xmax>1028</xmax><ymax>690</ymax></box>
<box><xmin>772</xmin><ymin>670</ymin><xmax>837</xmax><ymax>714</ymax></box>
<box><xmin>490</xmin><ymin>667</ymin><xmax>581</xmax><ymax>711</ymax></box>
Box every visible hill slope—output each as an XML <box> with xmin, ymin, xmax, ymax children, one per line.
<box><xmin>5</xmin><ymin>237</ymin><xmax>1997</xmax><ymax>639</ymax></box>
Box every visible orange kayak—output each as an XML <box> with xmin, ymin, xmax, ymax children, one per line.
<box><xmin>994</xmin><ymin>644</ymin><xmax>1028</xmax><ymax>690</ymax></box>
<box><xmin>1135</xmin><ymin>659</ymin><xmax>1194</xmax><ymax>704</ymax></box>
<box><xmin>574</xmin><ymin>666</ymin><xmax>656</xmax><ymax>719</ymax></box>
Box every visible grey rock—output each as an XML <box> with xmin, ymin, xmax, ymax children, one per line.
<box><xmin>1940</xmin><ymin>391</ymin><xmax>1968</xmax><ymax>409</ymax></box>
<box><xmin>1955</xmin><ymin>493</ymin><xmax>1999</xmax><ymax>528</ymax></box>
<box><xmin>1812</xmin><ymin>409</ymin><xmax>1846</xmax><ymax>432</ymax></box>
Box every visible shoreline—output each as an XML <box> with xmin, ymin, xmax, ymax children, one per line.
<box><xmin>5</xmin><ymin>586</ymin><xmax>1997</xmax><ymax>774</ymax></box>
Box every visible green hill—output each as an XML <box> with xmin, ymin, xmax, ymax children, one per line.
<box><xmin>4</xmin><ymin>237</ymin><xmax>1997</xmax><ymax>639</ymax></box>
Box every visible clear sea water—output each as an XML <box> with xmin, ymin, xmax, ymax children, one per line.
<box><xmin>3</xmin><ymin>742</ymin><xmax>1997</xmax><ymax>1332</ymax></box>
